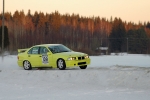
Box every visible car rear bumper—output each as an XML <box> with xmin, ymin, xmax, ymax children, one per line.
<box><xmin>17</xmin><ymin>60</ymin><xmax>23</xmax><ymax>67</ymax></box>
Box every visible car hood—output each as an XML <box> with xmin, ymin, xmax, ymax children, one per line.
<box><xmin>54</xmin><ymin>51</ymin><xmax>86</xmax><ymax>57</ymax></box>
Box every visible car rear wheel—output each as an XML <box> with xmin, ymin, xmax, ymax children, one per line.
<box><xmin>79</xmin><ymin>65</ymin><xmax>87</xmax><ymax>69</ymax></box>
<box><xmin>23</xmin><ymin>60</ymin><xmax>32</xmax><ymax>70</ymax></box>
<box><xmin>57</xmin><ymin>59</ymin><xmax>66</xmax><ymax>70</ymax></box>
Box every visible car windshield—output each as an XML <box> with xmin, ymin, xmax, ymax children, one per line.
<box><xmin>48</xmin><ymin>45</ymin><xmax>72</xmax><ymax>53</ymax></box>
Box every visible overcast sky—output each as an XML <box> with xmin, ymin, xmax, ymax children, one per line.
<box><xmin>1</xmin><ymin>0</ymin><xmax>150</xmax><ymax>23</ymax></box>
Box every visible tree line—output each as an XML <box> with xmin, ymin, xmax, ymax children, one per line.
<box><xmin>0</xmin><ymin>10</ymin><xmax>150</xmax><ymax>54</ymax></box>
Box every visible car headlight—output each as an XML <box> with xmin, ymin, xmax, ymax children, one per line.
<box><xmin>67</xmin><ymin>57</ymin><xmax>76</xmax><ymax>60</ymax></box>
<box><xmin>85</xmin><ymin>55</ymin><xmax>89</xmax><ymax>59</ymax></box>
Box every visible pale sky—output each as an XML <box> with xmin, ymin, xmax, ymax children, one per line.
<box><xmin>1</xmin><ymin>0</ymin><xmax>150</xmax><ymax>23</ymax></box>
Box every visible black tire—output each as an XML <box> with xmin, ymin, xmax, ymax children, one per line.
<box><xmin>23</xmin><ymin>60</ymin><xmax>32</xmax><ymax>70</ymax></box>
<box><xmin>79</xmin><ymin>65</ymin><xmax>87</xmax><ymax>69</ymax></box>
<box><xmin>57</xmin><ymin>59</ymin><xmax>66</xmax><ymax>70</ymax></box>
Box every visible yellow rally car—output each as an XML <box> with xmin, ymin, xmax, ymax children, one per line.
<box><xmin>17</xmin><ymin>44</ymin><xmax>90</xmax><ymax>70</ymax></box>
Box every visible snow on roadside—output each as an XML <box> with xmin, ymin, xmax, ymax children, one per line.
<box><xmin>1</xmin><ymin>54</ymin><xmax>150</xmax><ymax>70</ymax></box>
<box><xmin>90</xmin><ymin>54</ymin><xmax>150</xmax><ymax>68</ymax></box>
<box><xmin>0</xmin><ymin>54</ymin><xmax>150</xmax><ymax>100</ymax></box>
<box><xmin>0</xmin><ymin>54</ymin><xmax>150</xmax><ymax>90</ymax></box>
<box><xmin>0</xmin><ymin>66</ymin><xmax>150</xmax><ymax>100</ymax></box>
<box><xmin>0</xmin><ymin>55</ymin><xmax>18</xmax><ymax>70</ymax></box>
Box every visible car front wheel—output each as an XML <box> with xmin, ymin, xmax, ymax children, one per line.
<box><xmin>79</xmin><ymin>65</ymin><xmax>87</xmax><ymax>69</ymax></box>
<box><xmin>57</xmin><ymin>59</ymin><xmax>66</xmax><ymax>70</ymax></box>
<box><xmin>23</xmin><ymin>60</ymin><xmax>32</xmax><ymax>70</ymax></box>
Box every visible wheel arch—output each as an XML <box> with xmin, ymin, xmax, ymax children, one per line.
<box><xmin>56</xmin><ymin>58</ymin><xmax>66</xmax><ymax>68</ymax></box>
<box><xmin>23</xmin><ymin>60</ymin><xmax>32</xmax><ymax>70</ymax></box>
<box><xmin>23</xmin><ymin>60</ymin><xmax>32</xmax><ymax>67</ymax></box>
<box><xmin>56</xmin><ymin>58</ymin><xmax>66</xmax><ymax>70</ymax></box>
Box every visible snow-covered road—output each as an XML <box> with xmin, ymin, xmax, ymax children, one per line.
<box><xmin>0</xmin><ymin>54</ymin><xmax>150</xmax><ymax>100</ymax></box>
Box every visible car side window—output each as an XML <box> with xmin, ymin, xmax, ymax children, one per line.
<box><xmin>49</xmin><ymin>46</ymin><xmax>59</xmax><ymax>53</ymax></box>
<box><xmin>40</xmin><ymin>47</ymin><xmax>48</xmax><ymax>54</ymax></box>
<box><xmin>28</xmin><ymin>47</ymin><xmax>39</xmax><ymax>54</ymax></box>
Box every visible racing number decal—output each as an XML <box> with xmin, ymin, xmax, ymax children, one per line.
<box><xmin>42</xmin><ymin>55</ymin><xmax>49</xmax><ymax>64</ymax></box>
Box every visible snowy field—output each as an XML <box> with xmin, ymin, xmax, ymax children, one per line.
<box><xmin>0</xmin><ymin>53</ymin><xmax>150</xmax><ymax>100</ymax></box>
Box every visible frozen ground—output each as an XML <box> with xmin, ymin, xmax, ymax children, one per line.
<box><xmin>0</xmin><ymin>54</ymin><xmax>150</xmax><ymax>100</ymax></box>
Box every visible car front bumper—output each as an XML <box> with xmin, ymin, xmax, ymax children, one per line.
<box><xmin>65</xmin><ymin>58</ymin><xmax>90</xmax><ymax>67</ymax></box>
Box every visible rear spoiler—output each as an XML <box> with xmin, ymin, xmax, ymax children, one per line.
<box><xmin>18</xmin><ymin>48</ymin><xmax>28</xmax><ymax>53</ymax></box>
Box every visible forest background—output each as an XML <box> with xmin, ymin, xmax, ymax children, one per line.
<box><xmin>0</xmin><ymin>10</ymin><xmax>150</xmax><ymax>55</ymax></box>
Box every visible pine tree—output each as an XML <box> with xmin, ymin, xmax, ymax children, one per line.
<box><xmin>146</xmin><ymin>22</ymin><xmax>150</xmax><ymax>29</ymax></box>
<box><xmin>127</xmin><ymin>27</ymin><xmax>149</xmax><ymax>54</ymax></box>
<box><xmin>0</xmin><ymin>26</ymin><xmax>9</xmax><ymax>49</ymax></box>
<box><xmin>109</xmin><ymin>18</ymin><xmax>126</xmax><ymax>52</ymax></box>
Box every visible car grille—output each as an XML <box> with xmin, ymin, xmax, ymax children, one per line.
<box><xmin>78</xmin><ymin>56</ymin><xmax>85</xmax><ymax>60</ymax></box>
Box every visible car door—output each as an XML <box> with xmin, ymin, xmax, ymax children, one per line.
<box><xmin>39</xmin><ymin>46</ymin><xmax>53</xmax><ymax>67</ymax></box>
<box><xmin>27</xmin><ymin>46</ymin><xmax>41</xmax><ymax>67</ymax></box>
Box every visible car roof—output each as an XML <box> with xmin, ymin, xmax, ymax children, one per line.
<box><xmin>34</xmin><ymin>44</ymin><xmax>62</xmax><ymax>47</ymax></box>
